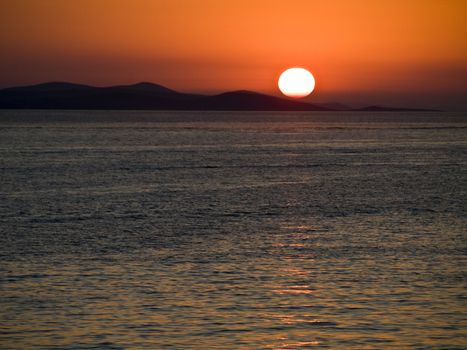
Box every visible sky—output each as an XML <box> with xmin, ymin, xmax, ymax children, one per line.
<box><xmin>1</xmin><ymin>0</ymin><xmax>466</xmax><ymax>109</ymax></box>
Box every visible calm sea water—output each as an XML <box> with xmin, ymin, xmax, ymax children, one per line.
<box><xmin>1</xmin><ymin>110</ymin><xmax>466</xmax><ymax>349</ymax></box>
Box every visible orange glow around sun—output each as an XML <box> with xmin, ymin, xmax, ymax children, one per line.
<box><xmin>278</xmin><ymin>68</ymin><xmax>315</xmax><ymax>98</ymax></box>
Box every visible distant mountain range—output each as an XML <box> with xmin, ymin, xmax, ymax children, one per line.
<box><xmin>0</xmin><ymin>82</ymin><xmax>436</xmax><ymax>111</ymax></box>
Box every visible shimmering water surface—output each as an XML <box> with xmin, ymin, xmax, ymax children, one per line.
<box><xmin>1</xmin><ymin>110</ymin><xmax>466</xmax><ymax>349</ymax></box>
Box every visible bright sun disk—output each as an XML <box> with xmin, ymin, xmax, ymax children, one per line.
<box><xmin>278</xmin><ymin>68</ymin><xmax>315</xmax><ymax>98</ymax></box>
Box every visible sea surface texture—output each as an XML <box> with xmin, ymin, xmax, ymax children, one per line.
<box><xmin>1</xmin><ymin>111</ymin><xmax>466</xmax><ymax>349</ymax></box>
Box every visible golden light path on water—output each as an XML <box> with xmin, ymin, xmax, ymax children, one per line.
<box><xmin>2</xmin><ymin>224</ymin><xmax>465</xmax><ymax>349</ymax></box>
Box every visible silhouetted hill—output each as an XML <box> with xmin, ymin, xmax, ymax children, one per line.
<box><xmin>111</xmin><ymin>82</ymin><xmax>178</xmax><ymax>94</ymax></box>
<box><xmin>0</xmin><ymin>82</ymin><xmax>204</xmax><ymax>109</ymax></box>
<box><xmin>0</xmin><ymin>83</ymin><xmax>328</xmax><ymax>110</ymax></box>
<box><xmin>192</xmin><ymin>91</ymin><xmax>330</xmax><ymax>111</ymax></box>
<box><xmin>3</xmin><ymin>82</ymin><xmax>94</xmax><ymax>92</ymax></box>
<box><xmin>0</xmin><ymin>82</ymin><xmax>437</xmax><ymax>111</ymax></box>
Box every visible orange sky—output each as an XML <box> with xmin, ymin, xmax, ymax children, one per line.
<box><xmin>1</xmin><ymin>0</ymin><xmax>466</xmax><ymax>108</ymax></box>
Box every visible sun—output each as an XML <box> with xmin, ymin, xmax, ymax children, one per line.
<box><xmin>278</xmin><ymin>68</ymin><xmax>315</xmax><ymax>98</ymax></box>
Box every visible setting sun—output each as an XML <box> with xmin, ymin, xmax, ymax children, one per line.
<box><xmin>278</xmin><ymin>68</ymin><xmax>315</xmax><ymax>98</ymax></box>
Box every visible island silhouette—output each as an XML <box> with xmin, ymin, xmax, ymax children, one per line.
<box><xmin>0</xmin><ymin>82</ymin><xmax>436</xmax><ymax>111</ymax></box>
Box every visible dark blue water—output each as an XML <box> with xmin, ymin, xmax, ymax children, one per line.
<box><xmin>1</xmin><ymin>110</ymin><xmax>466</xmax><ymax>349</ymax></box>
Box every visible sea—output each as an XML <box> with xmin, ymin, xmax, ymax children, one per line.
<box><xmin>1</xmin><ymin>110</ymin><xmax>466</xmax><ymax>349</ymax></box>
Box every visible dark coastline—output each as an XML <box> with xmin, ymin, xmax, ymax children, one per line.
<box><xmin>0</xmin><ymin>82</ymin><xmax>439</xmax><ymax>112</ymax></box>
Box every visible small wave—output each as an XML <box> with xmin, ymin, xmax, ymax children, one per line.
<box><xmin>2</xmin><ymin>273</ymin><xmax>49</xmax><ymax>283</ymax></box>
